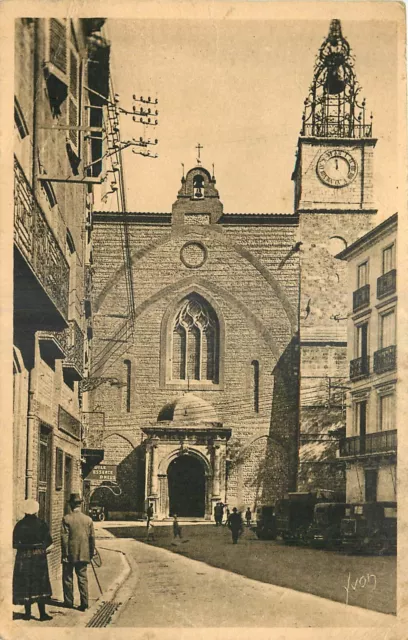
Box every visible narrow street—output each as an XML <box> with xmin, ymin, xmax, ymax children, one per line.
<box><xmin>95</xmin><ymin>522</ymin><xmax>396</xmax><ymax>627</ymax></box>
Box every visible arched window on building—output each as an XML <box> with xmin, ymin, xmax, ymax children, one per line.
<box><xmin>124</xmin><ymin>359</ymin><xmax>131</xmax><ymax>412</ymax></box>
<box><xmin>251</xmin><ymin>360</ymin><xmax>260</xmax><ymax>413</ymax></box>
<box><xmin>171</xmin><ymin>295</ymin><xmax>219</xmax><ymax>384</ymax></box>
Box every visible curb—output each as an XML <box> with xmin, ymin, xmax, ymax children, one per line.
<box><xmin>97</xmin><ymin>545</ymin><xmax>132</xmax><ymax>601</ymax></box>
<box><xmin>82</xmin><ymin>544</ymin><xmax>131</xmax><ymax>625</ymax></box>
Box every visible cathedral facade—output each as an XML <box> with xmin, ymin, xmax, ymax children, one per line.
<box><xmin>89</xmin><ymin>169</ymin><xmax>300</xmax><ymax>518</ymax></box>
<box><xmin>87</xmin><ymin>20</ymin><xmax>377</xmax><ymax>518</ymax></box>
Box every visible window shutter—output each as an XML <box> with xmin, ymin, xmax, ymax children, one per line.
<box><xmin>383</xmin><ymin>245</ymin><xmax>395</xmax><ymax>274</ymax></box>
<box><xmin>380</xmin><ymin>394</ymin><xmax>395</xmax><ymax>431</ymax></box>
<box><xmin>70</xmin><ymin>50</ymin><xmax>79</xmax><ymax>100</ymax></box>
<box><xmin>68</xmin><ymin>43</ymin><xmax>80</xmax><ymax>153</ymax></box>
<box><xmin>49</xmin><ymin>19</ymin><xmax>67</xmax><ymax>73</ymax></box>
<box><xmin>68</xmin><ymin>97</ymin><xmax>78</xmax><ymax>147</ymax></box>
<box><xmin>381</xmin><ymin>311</ymin><xmax>395</xmax><ymax>348</ymax></box>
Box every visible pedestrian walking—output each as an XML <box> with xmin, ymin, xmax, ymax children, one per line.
<box><xmin>146</xmin><ymin>503</ymin><xmax>154</xmax><ymax>527</ymax></box>
<box><xmin>61</xmin><ymin>493</ymin><xmax>96</xmax><ymax>611</ymax></box>
<box><xmin>214</xmin><ymin>502</ymin><xmax>224</xmax><ymax>526</ymax></box>
<box><xmin>173</xmin><ymin>514</ymin><xmax>182</xmax><ymax>538</ymax></box>
<box><xmin>245</xmin><ymin>507</ymin><xmax>252</xmax><ymax>527</ymax></box>
<box><xmin>224</xmin><ymin>507</ymin><xmax>231</xmax><ymax>526</ymax></box>
<box><xmin>228</xmin><ymin>507</ymin><xmax>243</xmax><ymax>544</ymax></box>
<box><xmin>13</xmin><ymin>499</ymin><xmax>54</xmax><ymax>621</ymax></box>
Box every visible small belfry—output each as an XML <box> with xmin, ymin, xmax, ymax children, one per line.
<box><xmin>301</xmin><ymin>19</ymin><xmax>373</xmax><ymax>139</ymax></box>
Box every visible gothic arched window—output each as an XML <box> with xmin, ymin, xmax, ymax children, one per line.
<box><xmin>171</xmin><ymin>295</ymin><xmax>219</xmax><ymax>384</ymax></box>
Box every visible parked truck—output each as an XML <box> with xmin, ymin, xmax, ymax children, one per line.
<box><xmin>340</xmin><ymin>502</ymin><xmax>397</xmax><ymax>555</ymax></box>
<box><xmin>254</xmin><ymin>505</ymin><xmax>277</xmax><ymax>540</ymax></box>
<box><xmin>275</xmin><ymin>492</ymin><xmax>318</xmax><ymax>543</ymax></box>
<box><xmin>307</xmin><ymin>502</ymin><xmax>350</xmax><ymax>549</ymax></box>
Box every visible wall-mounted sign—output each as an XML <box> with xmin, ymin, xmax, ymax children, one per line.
<box><xmin>87</xmin><ymin>464</ymin><xmax>117</xmax><ymax>482</ymax></box>
<box><xmin>58</xmin><ymin>405</ymin><xmax>81</xmax><ymax>440</ymax></box>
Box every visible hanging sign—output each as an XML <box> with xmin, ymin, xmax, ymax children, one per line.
<box><xmin>88</xmin><ymin>464</ymin><xmax>117</xmax><ymax>482</ymax></box>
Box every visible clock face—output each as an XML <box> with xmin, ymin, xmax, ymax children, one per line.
<box><xmin>317</xmin><ymin>149</ymin><xmax>358</xmax><ymax>187</ymax></box>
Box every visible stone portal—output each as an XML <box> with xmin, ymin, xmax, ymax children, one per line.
<box><xmin>143</xmin><ymin>394</ymin><xmax>231</xmax><ymax>520</ymax></box>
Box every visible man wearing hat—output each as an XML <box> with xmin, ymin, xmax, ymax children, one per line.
<box><xmin>61</xmin><ymin>493</ymin><xmax>96</xmax><ymax>611</ymax></box>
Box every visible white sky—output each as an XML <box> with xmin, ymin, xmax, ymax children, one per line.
<box><xmin>106</xmin><ymin>17</ymin><xmax>399</xmax><ymax>219</ymax></box>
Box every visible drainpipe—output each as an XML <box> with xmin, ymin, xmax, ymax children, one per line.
<box><xmin>25</xmin><ymin>20</ymin><xmax>40</xmax><ymax>499</ymax></box>
<box><xmin>32</xmin><ymin>18</ymin><xmax>40</xmax><ymax>189</ymax></box>
<box><xmin>25</xmin><ymin>365</ymin><xmax>37</xmax><ymax>498</ymax></box>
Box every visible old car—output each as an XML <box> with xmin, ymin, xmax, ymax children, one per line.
<box><xmin>340</xmin><ymin>502</ymin><xmax>397</xmax><ymax>555</ymax></box>
<box><xmin>254</xmin><ymin>505</ymin><xmax>277</xmax><ymax>540</ymax></box>
<box><xmin>89</xmin><ymin>504</ymin><xmax>108</xmax><ymax>522</ymax></box>
<box><xmin>275</xmin><ymin>492</ymin><xmax>318</xmax><ymax>543</ymax></box>
<box><xmin>307</xmin><ymin>502</ymin><xmax>350</xmax><ymax>549</ymax></box>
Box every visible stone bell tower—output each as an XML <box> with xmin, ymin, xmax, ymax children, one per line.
<box><xmin>172</xmin><ymin>148</ymin><xmax>223</xmax><ymax>227</ymax></box>
<box><xmin>293</xmin><ymin>20</ymin><xmax>377</xmax><ymax>494</ymax></box>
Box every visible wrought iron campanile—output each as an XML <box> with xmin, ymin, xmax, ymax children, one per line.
<box><xmin>301</xmin><ymin>19</ymin><xmax>373</xmax><ymax>139</ymax></box>
<box><xmin>294</xmin><ymin>19</ymin><xmax>377</xmax><ymax>499</ymax></box>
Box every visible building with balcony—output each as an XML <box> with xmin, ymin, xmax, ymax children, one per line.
<box><xmin>13</xmin><ymin>18</ymin><xmax>111</xmax><ymax>580</ymax></box>
<box><xmin>336</xmin><ymin>213</ymin><xmax>397</xmax><ymax>504</ymax></box>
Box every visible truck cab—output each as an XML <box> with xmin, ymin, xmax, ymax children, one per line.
<box><xmin>275</xmin><ymin>492</ymin><xmax>317</xmax><ymax>543</ymax></box>
<box><xmin>307</xmin><ymin>502</ymin><xmax>350</xmax><ymax>549</ymax></box>
<box><xmin>340</xmin><ymin>502</ymin><xmax>397</xmax><ymax>555</ymax></box>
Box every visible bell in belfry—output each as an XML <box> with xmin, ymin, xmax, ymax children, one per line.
<box><xmin>326</xmin><ymin>65</ymin><xmax>346</xmax><ymax>95</ymax></box>
<box><xmin>193</xmin><ymin>174</ymin><xmax>205</xmax><ymax>199</ymax></box>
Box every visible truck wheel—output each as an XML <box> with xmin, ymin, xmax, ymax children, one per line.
<box><xmin>98</xmin><ymin>512</ymin><xmax>105</xmax><ymax>522</ymax></box>
<box><xmin>374</xmin><ymin>535</ymin><xmax>389</xmax><ymax>556</ymax></box>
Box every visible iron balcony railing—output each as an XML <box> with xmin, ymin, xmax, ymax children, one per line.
<box><xmin>350</xmin><ymin>356</ymin><xmax>370</xmax><ymax>380</ymax></box>
<box><xmin>340</xmin><ymin>430</ymin><xmax>397</xmax><ymax>457</ymax></box>
<box><xmin>302</xmin><ymin>123</ymin><xmax>373</xmax><ymax>139</ymax></box>
<box><xmin>14</xmin><ymin>157</ymin><xmax>69</xmax><ymax>321</ymax></box>
<box><xmin>63</xmin><ymin>319</ymin><xmax>84</xmax><ymax>378</ymax></box>
<box><xmin>374</xmin><ymin>345</ymin><xmax>397</xmax><ymax>374</ymax></box>
<box><xmin>353</xmin><ymin>284</ymin><xmax>370</xmax><ymax>312</ymax></box>
<box><xmin>377</xmin><ymin>269</ymin><xmax>396</xmax><ymax>299</ymax></box>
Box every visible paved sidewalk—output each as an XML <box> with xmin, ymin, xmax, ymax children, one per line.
<box><xmin>12</xmin><ymin>529</ymin><xmax>130</xmax><ymax>628</ymax></box>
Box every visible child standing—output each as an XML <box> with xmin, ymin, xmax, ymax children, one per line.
<box><xmin>172</xmin><ymin>514</ymin><xmax>182</xmax><ymax>539</ymax></box>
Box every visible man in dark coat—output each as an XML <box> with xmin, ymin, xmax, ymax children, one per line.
<box><xmin>61</xmin><ymin>493</ymin><xmax>95</xmax><ymax>611</ymax></box>
<box><xmin>214</xmin><ymin>502</ymin><xmax>221</xmax><ymax>526</ymax></box>
<box><xmin>228</xmin><ymin>507</ymin><xmax>243</xmax><ymax>544</ymax></box>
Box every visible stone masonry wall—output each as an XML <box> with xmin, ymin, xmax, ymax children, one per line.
<box><xmin>297</xmin><ymin>210</ymin><xmax>375</xmax><ymax>496</ymax></box>
<box><xmin>90</xmin><ymin>216</ymin><xmax>300</xmax><ymax>512</ymax></box>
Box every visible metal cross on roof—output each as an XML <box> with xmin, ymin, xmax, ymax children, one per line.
<box><xmin>196</xmin><ymin>142</ymin><xmax>203</xmax><ymax>164</ymax></box>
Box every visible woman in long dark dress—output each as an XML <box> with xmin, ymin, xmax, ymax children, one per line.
<box><xmin>13</xmin><ymin>499</ymin><xmax>53</xmax><ymax>621</ymax></box>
